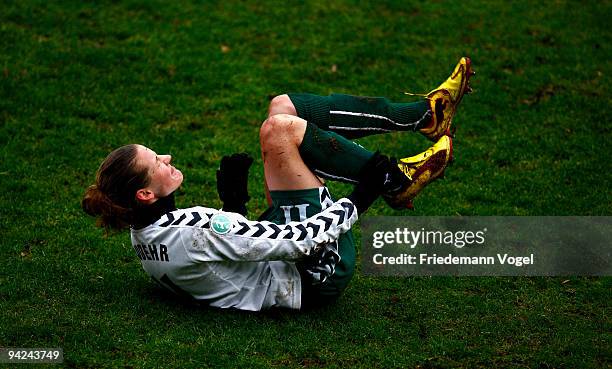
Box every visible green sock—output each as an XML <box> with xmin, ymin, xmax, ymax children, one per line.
<box><xmin>288</xmin><ymin>93</ymin><xmax>432</xmax><ymax>139</ymax></box>
<box><xmin>299</xmin><ymin>122</ymin><xmax>375</xmax><ymax>183</ymax></box>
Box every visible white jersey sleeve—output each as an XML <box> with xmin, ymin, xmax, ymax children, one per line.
<box><xmin>175</xmin><ymin>197</ymin><xmax>357</xmax><ymax>262</ymax></box>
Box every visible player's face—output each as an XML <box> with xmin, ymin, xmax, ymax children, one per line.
<box><xmin>136</xmin><ymin>145</ymin><xmax>183</xmax><ymax>199</ymax></box>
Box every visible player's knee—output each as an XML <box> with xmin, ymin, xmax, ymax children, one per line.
<box><xmin>260</xmin><ymin>114</ymin><xmax>297</xmax><ymax>147</ymax></box>
<box><xmin>260</xmin><ymin>114</ymin><xmax>287</xmax><ymax>143</ymax></box>
<box><xmin>268</xmin><ymin>94</ymin><xmax>297</xmax><ymax>116</ymax></box>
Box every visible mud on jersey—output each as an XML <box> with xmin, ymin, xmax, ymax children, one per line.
<box><xmin>130</xmin><ymin>198</ymin><xmax>357</xmax><ymax>311</ymax></box>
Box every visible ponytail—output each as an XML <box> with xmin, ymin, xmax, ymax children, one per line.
<box><xmin>82</xmin><ymin>184</ymin><xmax>133</xmax><ymax>230</ymax></box>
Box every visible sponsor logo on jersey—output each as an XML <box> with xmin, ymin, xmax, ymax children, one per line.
<box><xmin>211</xmin><ymin>213</ymin><xmax>232</xmax><ymax>235</ymax></box>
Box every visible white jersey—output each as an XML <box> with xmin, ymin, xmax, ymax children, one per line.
<box><xmin>130</xmin><ymin>198</ymin><xmax>357</xmax><ymax>311</ymax></box>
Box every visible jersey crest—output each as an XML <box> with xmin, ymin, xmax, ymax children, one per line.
<box><xmin>210</xmin><ymin>213</ymin><xmax>232</xmax><ymax>234</ymax></box>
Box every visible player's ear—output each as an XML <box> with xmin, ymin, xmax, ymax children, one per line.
<box><xmin>135</xmin><ymin>188</ymin><xmax>156</xmax><ymax>204</ymax></box>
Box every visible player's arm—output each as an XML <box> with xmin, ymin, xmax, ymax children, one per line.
<box><xmin>182</xmin><ymin>198</ymin><xmax>358</xmax><ymax>262</ymax></box>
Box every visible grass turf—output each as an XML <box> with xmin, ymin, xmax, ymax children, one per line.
<box><xmin>1</xmin><ymin>0</ymin><xmax>610</xmax><ymax>367</ymax></box>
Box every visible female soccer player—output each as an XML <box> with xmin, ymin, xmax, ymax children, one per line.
<box><xmin>82</xmin><ymin>58</ymin><xmax>473</xmax><ymax>311</ymax></box>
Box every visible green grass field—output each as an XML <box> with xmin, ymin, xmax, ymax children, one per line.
<box><xmin>1</xmin><ymin>0</ymin><xmax>610</xmax><ymax>367</ymax></box>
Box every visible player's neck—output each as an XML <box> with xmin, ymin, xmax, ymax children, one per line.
<box><xmin>132</xmin><ymin>192</ymin><xmax>177</xmax><ymax>229</ymax></box>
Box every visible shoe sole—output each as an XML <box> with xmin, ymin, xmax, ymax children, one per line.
<box><xmin>454</xmin><ymin>57</ymin><xmax>473</xmax><ymax>107</ymax></box>
<box><xmin>431</xmin><ymin>57</ymin><xmax>474</xmax><ymax>141</ymax></box>
<box><xmin>385</xmin><ymin>137</ymin><xmax>452</xmax><ymax>209</ymax></box>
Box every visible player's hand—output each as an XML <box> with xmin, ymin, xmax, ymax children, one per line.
<box><xmin>216</xmin><ymin>153</ymin><xmax>254</xmax><ymax>215</ymax></box>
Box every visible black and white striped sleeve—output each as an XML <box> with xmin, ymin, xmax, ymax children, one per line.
<box><xmin>178</xmin><ymin>198</ymin><xmax>358</xmax><ymax>262</ymax></box>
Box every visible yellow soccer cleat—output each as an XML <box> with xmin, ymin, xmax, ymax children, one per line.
<box><xmin>383</xmin><ymin>135</ymin><xmax>453</xmax><ymax>209</ymax></box>
<box><xmin>415</xmin><ymin>57</ymin><xmax>474</xmax><ymax>142</ymax></box>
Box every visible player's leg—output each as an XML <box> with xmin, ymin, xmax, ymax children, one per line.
<box><xmin>260</xmin><ymin>112</ymin><xmax>399</xmax><ymax>194</ymax></box>
<box><xmin>260</xmin><ymin>114</ymin><xmax>323</xmax><ymax>192</ymax></box>
<box><xmin>260</xmin><ymin>113</ymin><xmax>453</xmax><ymax>209</ymax></box>
<box><xmin>260</xmin><ymin>104</ymin><xmax>374</xmax><ymax>203</ymax></box>
<box><xmin>261</xmin><ymin>114</ymin><xmax>377</xmax><ymax>186</ymax></box>
<box><xmin>262</xmin><ymin>96</ymin><xmax>305</xmax><ymax>206</ymax></box>
<box><xmin>270</xmin><ymin>93</ymin><xmax>431</xmax><ymax>139</ymax></box>
<box><xmin>269</xmin><ymin>57</ymin><xmax>474</xmax><ymax>141</ymax></box>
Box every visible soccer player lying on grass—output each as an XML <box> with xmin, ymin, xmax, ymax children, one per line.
<box><xmin>82</xmin><ymin>57</ymin><xmax>473</xmax><ymax>311</ymax></box>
